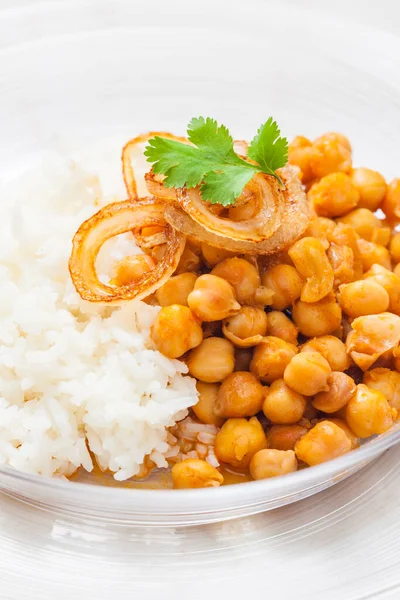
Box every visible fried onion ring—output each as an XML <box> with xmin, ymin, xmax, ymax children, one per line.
<box><xmin>164</xmin><ymin>166</ymin><xmax>310</xmax><ymax>255</ymax></box>
<box><xmin>144</xmin><ymin>169</ymin><xmax>177</xmax><ymax>203</ymax></box>
<box><xmin>122</xmin><ymin>132</ymin><xmax>189</xmax><ymax>200</ymax></box>
<box><xmin>69</xmin><ymin>198</ymin><xmax>185</xmax><ymax>304</ymax></box>
<box><xmin>175</xmin><ymin>172</ymin><xmax>282</xmax><ymax>242</ymax></box>
<box><xmin>133</xmin><ymin>224</ymin><xmax>168</xmax><ymax>249</ymax></box>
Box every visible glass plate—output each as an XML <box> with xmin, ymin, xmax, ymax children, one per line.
<box><xmin>2</xmin><ymin>446</ymin><xmax>400</xmax><ymax>599</ymax></box>
<box><xmin>0</xmin><ymin>0</ymin><xmax>400</xmax><ymax>526</ymax></box>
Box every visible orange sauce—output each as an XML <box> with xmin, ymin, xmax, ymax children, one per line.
<box><xmin>71</xmin><ymin>463</ymin><xmax>250</xmax><ymax>489</ymax></box>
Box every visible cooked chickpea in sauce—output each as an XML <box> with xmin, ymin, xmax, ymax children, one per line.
<box><xmin>69</xmin><ymin>126</ymin><xmax>400</xmax><ymax>490</ymax></box>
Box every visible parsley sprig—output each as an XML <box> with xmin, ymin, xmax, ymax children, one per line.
<box><xmin>144</xmin><ymin>117</ymin><xmax>288</xmax><ymax>206</ymax></box>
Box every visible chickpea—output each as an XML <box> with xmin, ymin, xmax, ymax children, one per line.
<box><xmin>356</xmin><ymin>238</ymin><xmax>391</xmax><ymax>271</ymax></box>
<box><xmin>304</xmin><ymin>217</ymin><xmax>336</xmax><ymax>247</ymax></box>
<box><xmin>192</xmin><ymin>382</ymin><xmax>224</xmax><ymax>426</ymax></box>
<box><xmin>250</xmin><ymin>336</ymin><xmax>297</xmax><ymax>383</ymax></box>
<box><xmin>172</xmin><ymin>459</ymin><xmax>224</xmax><ymax>489</ymax></box>
<box><xmin>267</xmin><ymin>424</ymin><xmax>309</xmax><ymax>451</ymax></box>
<box><xmin>263</xmin><ymin>379</ymin><xmax>307</xmax><ymax>424</ymax></box>
<box><xmin>215</xmin><ymin>417</ymin><xmax>268</xmax><ymax>469</ymax></box>
<box><xmin>261</xmin><ymin>264</ymin><xmax>303</xmax><ymax>311</ymax></box>
<box><xmin>222</xmin><ymin>306</ymin><xmax>268</xmax><ymax>347</ymax></box>
<box><xmin>229</xmin><ymin>199</ymin><xmax>257</xmax><ymax>221</ymax></box>
<box><xmin>249</xmin><ymin>449</ymin><xmax>297</xmax><ymax>480</ymax></box>
<box><xmin>312</xmin><ymin>371</ymin><xmax>356</xmax><ymax>413</ymax></box>
<box><xmin>389</xmin><ymin>233</ymin><xmax>400</xmax><ymax>264</ymax></box>
<box><xmin>234</xmin><ymin>348</ymin><xmax>253</xmax><ymax>372</ymax></box>
<box><xmin>266</xmin><ymin>311</ymin><xmax>298</xmax><ymax>344</ymax></box>
<box><xmin>330</xmin><ymin>223</ymin><xmax>363</xmax><ymax>280</ymax></box>
<box><xmin>310</xmin><ymin>134</ymin><xmax>352</xmax><ymax>179</ymax></box>
<box><xmin>111</xmin><ymin>254</ymin><xmax>155</xmax><ymax>286</ymax></box>
<box><xmin>371</xmin><ymin>227</ymin><xmax>392</xmax><ymax>247</ymax></box>
<box><xmin>212</xmin><ymin>258</ymin><xmax>261</xmax><ymax>304</ymax></box>
<box><xmin>187</xmin><ymin>337</ymin><xmax>235</xmax><ymax>383</ymax></box>
<box><xmin>346</xmin><ymin>312</ymin><xmax>400</xmax><ymax>371</ymax></box>
<box><xmin>289</xmin><ymin>135</ymin><xmax>313</xmax><ymax>151</ymax></box>
<box><xmin>284</xmin><ymin>352</ymin><xmax>331</xmax><ymax>396</ymax></box>
<box><xmin>151</xmin><ymin>305</ymin><xmax>203</xmax><ymax>358</ymax></box>
<box><xmin>346</xmin><ymin>384</ymin><xmax>396</xmax><ymax>438</ymax></box>
<box><xmin>338</xmin><ymin>208</ymin><xmax>381</xmax><ymax>242</ymax></box>
<box><xmin>327</xmin><ymin>243</ymin><xmax>356</xmax><ymax>287</ymax></box>
<box><xmin>308</xmin><ymin>173</ymin><xmax>359</xmax><ymax>218</ymax></box>
<box><xmin>301</xmin><ymin>335</ymin><xmax>350</xmax><ymax>372</ymax></box>
<box><xmin>254</xmin><ymin>286</ymin><xmax>275</xmax><ymax>306</ymax></box>
<box><xmin>292</xmin><ymin>293</ymin><xmax>342</xmax><ymax>337</ymax></box>
<box><xmin>382</xmin><ymin>178</ymin><xmax>400</xmax><ymax>223</ymax></box>
<box><xmin>187</xmin><ymin>274</ymin><xmax>240</xmax><ymax>322</ymax></box>
<box><xmin>364</xmin><ymin>264</ymin><xmax>400</xmax><ymax>315</ymax></box>
<box><xmin>288</xmin><ymin>136</ymin><xmax>316</xmax><ymax>183</ymax></box>
<box><xmin>155</xmin><ymin>272</ymin><xmax>197</xmax><ymax>307</ymax></box>
<box><xmin>294</xmin><ymin>420</ymin><xmax>352</xmax><ymax>466</ymax></box>
<box><xmin>174</xmin><ymin>241</ymin><xmax>201</xmax><ymax>274</ymax></box>
<box><xmin>363</xmin><ymin>368</ymin><xmax>400</xmax><ymax>412</ymax></box>
<box><xmin>216</xmin><ymin>371</ymin><xmax>265</xmax><ymax>418</ymax></box>
<box><xmin>289</xmin><ymin>236</ymin><xmax>334</xmax><ymax>302</ymax></box>
<box><xmin>326</xmin><ymin>418</ymin><xmax>359</xmax><ymax>449</ymax></box>
<box><xmin>201</xmin><ymin>243</ymin><xmax>235</xmax><ymax>268</ymax></box>
<box><xmin>339</xmin><ymin>279</ymin><xmax>389</xmax><ymax>318</ymax></box>
<box><xmin>350</xmin><ymin>167</ymin><xmax>387</xmax><ymax>211</ymax></box>
<box><xmin>314</xmin><ymin>132</ymin><xmax>352</xmax><ymax>152</ymax></box>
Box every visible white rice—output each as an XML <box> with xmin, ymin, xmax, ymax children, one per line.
<box><xmin>0</xmin><ymin>157</ymin><xmax>198</xmax><ymax>481</ymax></box>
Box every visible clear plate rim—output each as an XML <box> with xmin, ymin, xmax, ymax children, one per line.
<box><xmin>1</xmin><ymin>424</ymin><xmax>400</xmax><ymax>505</ymax></box>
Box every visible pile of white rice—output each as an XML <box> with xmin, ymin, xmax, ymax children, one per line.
<box><xmin>0</xmin><ymin>158</ymin><xmax>198</xmax><ymax>481</ymax></box>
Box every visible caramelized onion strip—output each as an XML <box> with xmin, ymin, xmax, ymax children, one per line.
<box><xmin>165</xmin><ymin>166</ymin><xmax>310</xmax><ymax>255</ymax></box>
<box><xmin>175</xmin><ymin>172</ymin><xmax>283</xmax><ymax>242</ymax></box>
<box><xmin>122</xmin><ymin>132</ymin><xmax>189</xmax><ymax>200</ymax></box>
<box><xmin>133</xmin><ymin>225</ymin><xmax>168</xmax><ymax>249</ymax></box>
<box><xmin>69</xmin><ymin>198</ymin><xmax>185</xmax><ymax>303</ymax></box>
<box><xmin>145</xmin><ymin>169</ymin><xmax>178</xmax><ymax>203</ymax></box>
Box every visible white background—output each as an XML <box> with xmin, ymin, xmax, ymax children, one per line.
<box><xmin>1</xmin><ymin>1</ymin><xmax>400</xmax><ymax>599</ymax></box>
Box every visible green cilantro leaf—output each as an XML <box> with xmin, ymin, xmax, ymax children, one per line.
<box><xmin>187</xmin><ymin>117</ymin><xmax>239</xmax><ymax>163</ymax></box>
<box><xmin>144</xmin><ymin>137</ymin><xmax>207</xmax><ymax>188</ymax></box>
<box><xmin>144</xmin><ymin>116</ymin><xmax>288</xmax><ymax>205</ymax></box>
<box><xmin>201</xmin><ymin>166</ymin><xmax>257</xmax><ymax>206</ymax></box>
<box><xmin>248</xmin><ymin>117</ymin><xmax>289</xmax><ymax>184</ymax></box>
